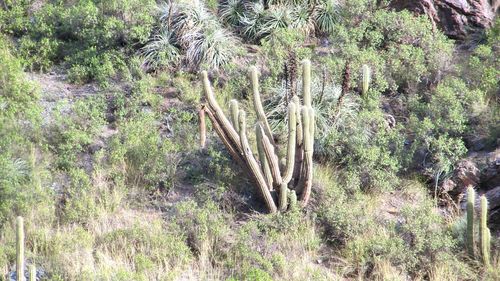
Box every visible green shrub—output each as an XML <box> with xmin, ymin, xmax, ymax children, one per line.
<box><xmin>0</xmin><ymin>36</ymin><xmax>43</xmax><ymax>223</ymax></box>
<box><xmin>7</xmin><ymin>0</ymin><xmax>156</xmax><ymax>83</ymax></box>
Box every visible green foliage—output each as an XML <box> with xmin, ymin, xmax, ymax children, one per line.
<box><xmin>407</xmin><ymin>78</ymin><xmax>478</xmax><ymax>178</ymax></box>
<box><xmin>0</xmin><ymin>36</ymin><xmax>44</xmax><ymax>223</ymax></box>
<box><xmin>3</xmin><ymin>0</ymin><xmax>156</xmax><ymax>84</ymax></box>
<box><xmin>327</xmin><ymin>8</ymin><xmax>453</xmax><ymax>93</ymax></box>
<box><xmin>260</xmin><ymin>29</ymin><xmax>312</xmax><ymax>82</ymax></box>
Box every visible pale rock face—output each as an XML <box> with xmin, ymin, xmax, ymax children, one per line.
<box><xmin>391</xmin><ymin>0</ymin><xmax>498</xmax><ymax>40</ymax></box>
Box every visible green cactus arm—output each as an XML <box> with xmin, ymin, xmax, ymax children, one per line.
<box><xmin>302</xmin><ymin>60</ymin><xmax>312</xmax><ymax>107</ymax></box>
<box><xmin>201</xmin><ymin>71</ymin><xmax>242</xmax><ymax>154</ymax></box>
<box><xmin>259</xmin><ymin>124</ymin><xmax>283</xmax><ymax>187</ymax></box>
<box><xmin>279</xmin><ymin>183</ymin><xmax>288</xmax><ymax>212</ymax></box>
<box><xmin>480</xmin><ymin>195</ymin><xmax>490</xmax><ymax>266</ymax></box>
<box><xmin>239</xmin><ymin>111</ymin><xmax>277</xmax><ymax>213</ymax></box>
<box><xmin>250</xmin><ymin>66</ymin><xmax>275</xmax><ymax>146</ymax></box>
<box><xmin>308</xmin><ymin>107</ymin><xmax>315</xmax><ymax>152</ymax></box>
<box><xmin>282</xmin><ymin>103</ymin><xmax>297</xmax><ymax>185</ymax></box>
<box><xmin>17</xmin><ymin>216</ymin><xmax>25</xmax><ymax>281</ymax></box>
<box><xmin>466</xmin><ymin>186</ymin><xmax>476</xmax><ymax>258</ymax></box>
<box><xmin>256</xmin><ymin>122</ymin><xmax>274</xmax><ymax>189</ymax></box>
<box><xmin>229</xmin><ymin>99</ymin><xmax>240</xmax><ymax>133</ymax></box>
<box><xmin>292</xmin><ymin>95</ymin><xmax>303</xmax><ymax>146</ymax></box>
<box><xmin>362</xmin><ymin>64</ymin><xmax>371</xmax><ymax>96</ymax></box>
<box><xmin>203</xmin><ymin>106</ymin><xmax>246</xmax><ymax>168</ymax></box>
<box><xmin>300</xmin><ymin>106</ymin><xmax>314</xmax><ymax>206</ymax></box>
<box><xmin>199</xmin><ymin>107</ymin><xmax>206</xmax><ymax>149</ymax></box>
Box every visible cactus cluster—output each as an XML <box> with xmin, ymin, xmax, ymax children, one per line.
<box><xmin>466</xmin><ymin>186</ymin><xmax>491</xmax><ymax>267</ymax></box>
<box><xmin>200</xmin><ymin>60</ymin><xmax>316</xmax><ymax>213</ymax></box>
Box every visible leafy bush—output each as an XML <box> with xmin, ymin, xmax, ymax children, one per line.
<box><xmin>0</xmin><ymin>36</ymin><xmax>43</xmax><ymax>222</ymax></box>
<box><xmin>5</xmin><ymin>0</ymin><xmax>156</xmax><ymax>84</ymax></box>
<box><xmin>327</xmin><ymin>8</ymin><xmax>453</xmax><ymax>94</ymax></box>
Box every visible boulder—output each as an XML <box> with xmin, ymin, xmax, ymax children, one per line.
<box><xmin>390</xmin><ymin>0</ymin><xmax>498</xmax><ymax>40</ymax></box>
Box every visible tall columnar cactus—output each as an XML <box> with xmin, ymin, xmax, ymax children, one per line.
<box><xmin>17</xmin><ymin>216</ymin><xmax>25</xmax><ymax>281</ymax></box>
<box><xmin>362</xmin><ymin>64</ymin><xmax>371</xmax><ymax>96</ymax></box>
<box><xmin>480</xmin><ymin>195</ymin><xmax>490</xmax><ymax>267</ymax></box>
<box><xmin>466</xmin><ymin>186</ymin><xmax>475</xmax><ymax>258</ymax></box>
<box><xmin>200</xmin><ymin>60</ymin><xmax>316</xmax><ymax>213</ymax></box>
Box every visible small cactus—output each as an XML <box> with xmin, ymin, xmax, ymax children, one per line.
<box><xmin>480</xmin><ymin>195</ymin><xmax>490</xmax><ymax>267</ymax></box>
<box><xmin>466</xmin><ymin>186</ymin><xmax>475</xmax><ymax>258</ymax></box>
<box><xmin>198</xmin><ymin>108</ymin><xmax>206</xmax><ymax>149</ymax></box>
<box><xmin>362</xmin><ymin>64</ymin><xmax>371</xmax><ymax>96</ymax></box>
<box><xmin>17</xmin><ymin>216</ymin><xmax>25</xmax><ymax>281</ymax></box>
<box><xmin>29</xmin><ymin>264</ymin><xmax>36</xmax><ymax>281</ymax></box>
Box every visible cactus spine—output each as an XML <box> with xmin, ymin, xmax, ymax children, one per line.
<box><xmin>466</xmin><ymin>186</ymin><xmax>476</xmax><ymax>258</ymax></box>
<box><xmin>362</xmin><ymin>64</ymin><xmax>371</xmax><ymax>96</ymax></box>
<box><xmin>480</xmin><ymin>195</ymin><xmax>490</xmax><ymax>267</ymax></box>
<box><xmin>200</xmin><ymin>61</ymin><xmax>315</xmax><ymax>212</ymax></box>
<box><xmin>17</xmin><ymin>216</ymin><xmax>25</xmax><ymax>281</ymax></box>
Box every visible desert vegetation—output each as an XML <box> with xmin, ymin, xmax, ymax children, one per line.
<box><xmin>0</xmin><ymin>0</ymin><xmax>499</xmax><ymax>280</ymax></box>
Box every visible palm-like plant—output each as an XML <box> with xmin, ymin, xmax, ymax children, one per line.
<box><xmin>148</xmin><ymin>1</ymin><xmax>239</xmax><ymax>70</ymax></box>
<box><xmin>240</xmin><ymin>2</ymin><xmax>266</xmax><ymax>41</ymax></box>
<box><xmin>313</xmin><ymin>0</ymin><xmax>339</xmax><ymax>34</ymax></box>
<box><xmin>140</xmin><ymin>29</ymin><xmax>181</xmax><ymax>70</ymax></box>
<box><xmin>219</xmin><ymin>0</ymin><xmax>247</xmax><ymax>26</ymax></box>
<box><xmin>289</xmin><ymin>4</ymin><xmax>315</xmax><ymax>35</ymax></box>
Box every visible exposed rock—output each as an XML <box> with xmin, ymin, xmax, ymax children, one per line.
<box><xmin>485</xmin><ymin>186</ymin><xmax>500</xmax><ymax>229</ymax></box>
<box><xmin>440</xmin><ymin>159</ymin><xmax>481</xmax><ymax>197</ymax></box>
<box><xmin>391</xmin><ymin>0</ymin><xmax>498</xmax><ymax>40</ymax></box>
<box><xmin>480</xmin><ymin>148</ymin><xmax>500</xmax><ymax>189</ymax></box>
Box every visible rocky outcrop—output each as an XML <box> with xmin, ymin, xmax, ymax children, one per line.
<box><xmin>391</xmin><ymin>0</ymin><xmax>498</xmax><ymax>40</ymax></box>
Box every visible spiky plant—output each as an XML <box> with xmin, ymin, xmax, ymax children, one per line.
<box><xmin>219</xmin><ymin>0</ymin><xmax>246</xmax><ymax>26</ymax></box>
<box><xmin>240</xmin><ymin>2</ymin><xmax>266</xmax><ymax>41</ymax></box>
<box><xmin>289</xmin><ymin>4</ymin><xmax>315</xmax><ymax>35</ymax></box>
<box><xmin>140</xmin><ymin>29</ymin><xmax>181</xmax><ymax>71</ymax></box>
<box><xmin>199</xmin><ymin>60</ymin><xmax>316</xmax><ymax>213</ymax></box>
<box><xmin>313</xmin><ymin>0</ymin><xmax>339</xmax><ymax>34</ymax></box>
<box><xmin>480</xmin><ymin>195</ymin><xmax>491</xmax><ymax>267</ymax></box>
<box><xmin>153</xmin><ymin>1</ymin><xmax>239</xmax><ymax>70</ymax></box>
<box><xmin>29</xmin><ymin>265</ymin><xmax>36</xmax><ymax>281</ymax></box>
<box><xmin>362</xmin><ymin>64</ymin><xmax>371</xmax><ymax>96</ymax></box>
<box><xmin>17</xmin><ymin>216</ymin><xmax>25</xmax><ymax>281</ymax></box>
<box><xmin>466</xmin><ymin>186</ymin><xmax>476</xmax><ymax>258</ymax></box>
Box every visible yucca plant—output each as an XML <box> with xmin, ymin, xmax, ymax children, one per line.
<box><xmin>199</xmin><ymin>60</ymin><xmax>316</xmax><ymax>213</ymax></box>
<box><xmin>240</xmin><ymin>2</ymin><xmax>267</xmax><ymax>41</ymax></box>
<box><xmin>289</xmin><ymin>4</ymin><xmax>315</xmax><ymax>35</ymax></box>
<box><xmin>140</xmin><ymin>29</ymin><xmax>181</xmax><ymax>71</ymax></box>
<box><xmin>313</xmin><ymin>0</ymin><xmax>339</xmax><ymax>34</ymax></box>
<box><xmin>219</xmin><ymin>0</ymin><xmax>247</xmax><ymax>26</ymax></box>
<box><xmin>153</xmin><ymin>1</ymin><xmax>239</xmax><ymax>70</ymax></box>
